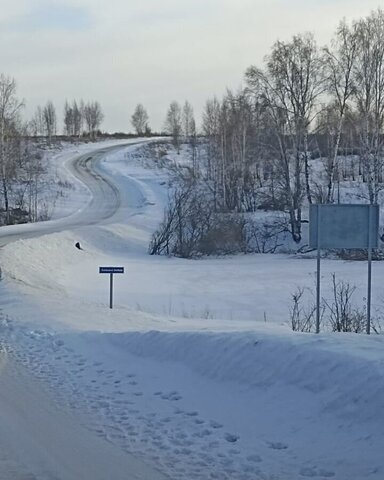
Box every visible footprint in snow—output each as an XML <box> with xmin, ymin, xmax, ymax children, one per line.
<box><xmin>246</xmin><ymin>454</ymin><xmax>262</xmax><ymax>463</ymax></box>
<box><xmin>160</xmin><ymin>416</ymin><xmax>172</xmax><ymax>423</ymax></box>
<box><xmin>193</xmin><ymin>429</ymin><xmax>212</xmax><ymax>438</ymax></box>
<box><xmin>161</xmin><ymin>391</ymin><xmax>182</xmax><ymax>401</ymax></box>
<box><xmin>299</xmin><ymin>467</ymin><xmax>335</xmax><ymax>478</ymax></box>
<box><xmin>224</xmin><ymin>433</ymin><xmax>239</xmax><ymax>443</ymax></box>
<box><xmin>228</xmin><ymin>448</ymin><xmax>240</xmax><ymax>455</ymax></box>
<box><xmin>268</xmin><ymin>441</ymin><xmax>288</xmax><ymax>450</ymax></box>
<box><xmin>209</xmin><ymin>420</ymin><xmax>223</xmax><ymax>429</ymax></box>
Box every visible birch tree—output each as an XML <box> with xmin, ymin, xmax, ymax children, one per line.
<box><xmin>165</xmin><ymin>101</ymin><xmax>182</xmax><ymax>153</ymax></box>
<box><xmin>84</xmin><ymin>101</ymin><xmax>104</xmax><ymax>140</ymax></box>
<box><xmin>0</xmin><ymin>74</ymin><xmax>24</xmax><ymax>221</ymax></box>
<box><xmin>246</xmin><ymin>33</ymin><xmax>324</xmax><ymax>241</ymax></box>
<box><xmin>131</xmin><ymin>104</ymin><xmax>149</xmax><ymax>136</ymax></box>
<box><xmin>43</xmin><ymin>100</ymin><xmax>57</xmax><ymax>144</ymax></box>
<box><xmin>353</xmin><ymin>9</ymin><xmax>384</xmax><ymax>203</ymax></box>
<box><xmin>64</xmin><ymin>100</ymin><xmax>74</xmax><ymax>136</ymax></box>
<box><xmin>182</xmin><ymin>101</ymin><xmax>197</xmax><ymax>174</ymax></box>
<box><xmin>72</xmin><ymin>100</ymin><xmax>83</xmax><ymax>138</ymax></box>
<box><xmin>30</xmin><ymin>106</ymin><xmax>44</xmax><ymax>137</ymax></box>
<box><xmin>202</xmin><ymin>97</ymin><xmax>221</xmax><ymax>182</ymax></box>
<box><xmin>323</xmin><ymin>20</ymin><xmax>358</xmax><ymax>202</ymax></box>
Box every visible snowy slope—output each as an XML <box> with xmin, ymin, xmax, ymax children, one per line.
<box><xmin>0</xmin><ymin>140</ymin><xmax>383</xmax><ymax>480</ymax></box>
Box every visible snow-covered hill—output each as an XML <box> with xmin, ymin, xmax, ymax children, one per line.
<box><xmin>0</xmin><ymin>140</ymin><xmax>383</xmax><ymax>479</ymax></box>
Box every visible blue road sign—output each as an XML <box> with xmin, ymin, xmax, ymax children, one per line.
<box><xmin>99</xmin><ymin>266</ymin><xmax>125</xmax><ymax>309</ymax></box>
<box><xmin>99</xmin><ymin>267</ymin><xmax>124</xmax><ymax>274</ymax></box>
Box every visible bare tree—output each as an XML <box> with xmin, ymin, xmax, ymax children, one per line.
<box><xmin>246</xmin><ymin>33</ymin><xmax>324</xmax><ymax>242</ymax></box>
<box><xmin>42</xmin><ymin>101</ymin><xmax>57</xmax><ymax>144</ymax></box>
<box><xmin>182</xmin><ymin>101</ymin><xmax>195</xmax><ymax>139</ymax></box>
<box><xmin>202</xmin><ymin>97</ymin><xmax>221</xmax><ymax>182</ymax></box>
<box><xmin>165</xmin><ymin>101</ymin><xmax>182</xmax><ymax>153</ymax></box>
<box><xmin>246</xmin><ymin>66</ymin><xmax>304</xmax><ymax>241</ymax></box>
<box><xmin>0</xmin><ymin>74</ymin><xmax>24</xmax><ymax>222</ymax></box>
<box><xmin>131</xmin><ymin>104</ymin><xmax>149</xmax><ymax>136</ymax></box>
<box><xmin>182</xmin><ymin>101</ymin><xmax>197</xmax><ymax>173</ymax></box>
<box><xmin>353</xmin><ymin>9</ymin><xmax>384</xmax><ymax>203</ymax></box>
<box><xmin>84</xmin><ymin>101</ymin><xmax>104</xmax><ymax>140</ymax></box>
<box><xmin>323</xmin><ymin>20</ymin><xmax>358</xmax><ymax>202</ymax></box>
<box><xmin>73</xmin><ymin>100</ymin><xmax>83</xmax><ymax>138</ymax></box>
<box><xmin>63</xmin><ymin>99</ymin><xmax>84</xmax><ymax>139</ymax></box>
<box><xmin>30</xmin><ymin>106</ymin><xmax>45</xmax><ymax>137</ymax></box>
<box><xmin>63</xmin><ymin>100</ymin><xmax>74</xmax><ymax>136</ymax></box>
<box><xmin>21</xmin><ymin>143</ymin><xmax>45</xmax><ymax>222</ymax></box>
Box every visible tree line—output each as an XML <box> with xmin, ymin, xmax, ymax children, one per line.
<box><xmin>150</xmin><ymin>8</ymin><xmax>384</xmax><ymax>256</ymax></box>
<box><xmin>31</xmin><ymin>99</ymin><xmax>104</xmax><ymax>141</ymax></box>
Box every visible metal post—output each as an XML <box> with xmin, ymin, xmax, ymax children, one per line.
<box><xmin>316</xmin><ymin>204</ymin><xmax>321</xmax><ymax>334</ymax></box>
<box><xmin>109</xmin><ymin>273</ymin><xmax>114</xmax><ymax>309</ymax></box>
<box><xmin>367</xmin><ymin>205</ymin><xmax>372</xmax><ymax>334</ymax></box>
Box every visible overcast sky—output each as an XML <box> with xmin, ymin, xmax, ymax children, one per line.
<box><xmin>1</xmin><ymin>0</ymin><xmax>382</xmax><ymax>133</ymax></box>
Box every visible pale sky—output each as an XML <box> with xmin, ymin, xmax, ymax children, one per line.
<box><xmin>1</xmin><ymin>0</ymin><xmax>382</xmax><ymax>133</ymax></box>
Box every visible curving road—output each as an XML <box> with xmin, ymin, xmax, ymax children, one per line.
<box><xmin>0</xmin><ymin>142</ymin><xmax>135</xmax><ymax>246</ymax></box>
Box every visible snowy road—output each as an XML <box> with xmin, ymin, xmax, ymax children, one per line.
<box><xmin>0</xmin><ymin>142</ymin><xmax>132</xmax><ymax>246</ymax></box>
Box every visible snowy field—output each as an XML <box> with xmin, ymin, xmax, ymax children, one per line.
<box><xmin>0</xmin><ymin>140</ymin><xmax>383</xmax><ymax>479</ymax></box>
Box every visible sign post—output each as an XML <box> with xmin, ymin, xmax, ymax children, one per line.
<box><xmin>99</xmin><ymin>266</ymin><xmax>124</xmax><ymax>309</ymax></box>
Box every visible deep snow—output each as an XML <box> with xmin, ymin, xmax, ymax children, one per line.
<box><xmin>0</xmin><ymin>140</ymin><xmax>383</xmax><ymax>480</ymax></box>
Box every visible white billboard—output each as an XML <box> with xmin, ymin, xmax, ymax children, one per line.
<box><xmin>309</xmin><ymin>204</ymin><xmax>379</xmax><ymax>249</ymax></box>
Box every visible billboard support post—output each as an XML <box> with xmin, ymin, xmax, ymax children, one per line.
<box><xmin>316</xmin><ymin>204</ymin><xmax>321</xmax><ymax>334</ymax></box>
<box><xmin>367</xmin><ymin>205</ymin><xmax>372</xmax><ymax>335</ymax></box>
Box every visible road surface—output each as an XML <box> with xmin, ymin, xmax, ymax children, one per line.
<box><xmin>0</xmin><ymin>143</ymin><xmax>130</xmax><ymax>246</ymax></box>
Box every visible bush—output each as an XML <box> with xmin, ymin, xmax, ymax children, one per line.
<box><xmin>324</xmin><ymin>273</ymin><xmax>367</xmax><ymax>333</ymax></box>
<box><xmin>290</xmin><ymin>287</ymin><xmax>319</xmax><ymax>332</ymax></box>
<box><xmin>149</xmin><ymin>182</ymin><xmax>249</xmax><ymax>257</ymax></box>
<box><xmin>198</xmin><ymin>214</ymin><xmax>247</xmax><ymax>255</ymax></box>
<box><xmin>290</xmin><ymin>274</ymin><xmax>372</xmax><ymax>334</ymax></box>
<box><xmin>245</xmin><ymin>216</ymin><xmax>288</xmax><ymax>253</ymax></box>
